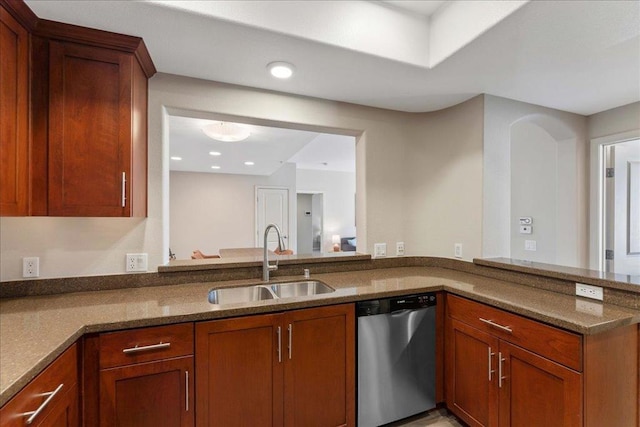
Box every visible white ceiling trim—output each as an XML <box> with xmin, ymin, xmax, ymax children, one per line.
<box><xmin>146</xmin><ymin>0</ymin><xmax>432</xmax><ymax>68</ymax></box>
<box><xmin>429</xmin><ymin>0</ymin><xmax>529</xmax><ymax>67</ymax></box>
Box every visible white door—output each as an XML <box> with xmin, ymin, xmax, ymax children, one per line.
<box><xmin>605</xmin><ymin>139</ymin><xmax>640</xmax><ymax>275</ymax></box>
<box><xmin>256</xmin><ymin>187</ymin><xmax>289</xmax><ymax>250</ymax></box>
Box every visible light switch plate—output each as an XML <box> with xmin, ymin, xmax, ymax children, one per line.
<box><xmin>374</xmin><ymin>243</ymin><xmax>387</xmax><ymax>258</ymax></box>
<box><xmin>454</xmin><ymin>243</ymin><xmax>463</xmax><ymax>258</ymax></box>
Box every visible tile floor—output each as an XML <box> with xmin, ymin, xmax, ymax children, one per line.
<box><xmin>388</xmin><ymin>408</ymin><xmax>466</xmax><ymax>427</ymax></box>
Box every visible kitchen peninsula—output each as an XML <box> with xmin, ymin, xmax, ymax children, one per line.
<box><xmin>1</xmin><ymin>257</ymin><xmax>638</xmax><ymax>426</ymax></box>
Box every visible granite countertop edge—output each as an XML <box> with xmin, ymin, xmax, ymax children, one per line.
<box><xmin>1</xmin><ymin>267</ymin><xmax>638</xmax><ymax>407</ymax></box>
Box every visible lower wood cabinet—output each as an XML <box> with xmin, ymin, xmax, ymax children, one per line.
<box><xmin>445</xmin><ymin>294</ymin><xmax>638</xmax><ymax>427</ymax></box>
<box><xmin>195</xmin><ymin>303</ymin><xmax>355</xmax><ymax>427</ymax></box>
<box><xmin>84</xmin><ymin>323</ymin><xmax>194</xmax><ymax>427</ymax></box>
<box><xmin>0</xmin><ymin>344</ymin><xmax>79</xmax><ymax>427</ymax></box>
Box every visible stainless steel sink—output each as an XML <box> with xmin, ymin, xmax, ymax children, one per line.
<box><xmin>208</xmin><ymin>285</ymin><xmax>275</xmax><ymax>305</ymax></box>
<box><xmin>208</xmin><ymin>280</ymin><xmax>334</xmax><ymax>305</ymax></box>
<box><xmin>270</xmin><ymin>280</ymin><xmax>335</xmax><ymax>298</ymax></box>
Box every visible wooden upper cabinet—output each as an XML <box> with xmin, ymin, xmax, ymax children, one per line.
<box><xmin>48</xmin><ymin>40</ymin><xmax>148</xmax><ymax>217</ymax></box>
<box><xmin>0</xmin><ymin>0</ymin><xmax>155</xmax><ymax>217</ymax></box>
<box><xmin>0</xmin><ymin>4</ymin><xmax>30</xmax><ymax>216</ymax></box>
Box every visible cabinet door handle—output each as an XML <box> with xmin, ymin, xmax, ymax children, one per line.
<box><xmin>498</xmin><ymin>352</ymin><xmax>506</xmax><ymax>388</ymax></box>
<box><xmin>121</xmin><ymin>172</ymin><xmax>126</xmax><ymax>207</ymax></box>
<box><xmin>488</xmin><ymin>347</ymin><xmax>495</xmax><ymax>381</ymax></box>
<box><xmin>479</xmin><ymin>318</ymin><xmax>513</xmax><ymax>333</ymax></box>
<box><xmin>122</xmin><ymin>342</ymin><xmax>171</xmax><ymax>354</ymax></box>
<box><xmin>185</xmin><ymin>370</ymin><xmax>189</xmax><ymax>412</ymax></box>
<box><xmin>277</xmin><ymin>326</ymin><xmax>282</xmax><ymax>363</ymax></box>
<box><xmin>287</xmin><ymin>323</ymin><xmax>292</xmax><ymax>360</ymax></box>
<box><xmin>23</xmin><ymin>383</ymin><xmax>64</xmax><ymax>425</ymax></box>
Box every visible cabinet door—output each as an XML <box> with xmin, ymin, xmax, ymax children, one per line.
<box><xmin>195</xmin><ymin>314</ymin><xmax>283</xmax><ymax>427</ymax></box>
<box><xmin>445</xmin><ymin>318</ymin><xmax>499</xmax><ymax>427</ymax></box>
<box><xmin>0</xmin><ymin>5</ymin><xmax>29</xmax><ymax>216</ymax></box>
<box><xmin>498</xmin><ymin>342</ymin><xmax>582</xmax><ymax>427</ymax></box>
<box><xmin>48</xmin><ymin>40</ymin><xmax>133</xmax><ymax>216</ymax></box>
<box><xmin>99</xmin><ymin>355</ymin><xmax>193</xmax><ymax>427</ymax></box>
<box><xmin>283</xmin><ymin>304</ymin><xmax>355</xmax><ymax>427</ymax></box>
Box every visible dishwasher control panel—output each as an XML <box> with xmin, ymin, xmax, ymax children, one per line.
<box><xmin>357</xmin><ymin>292</ymin><xmax>437</xmax><ymax>316</ymax></box>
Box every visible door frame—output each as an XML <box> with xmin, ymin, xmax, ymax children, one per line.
<box><xmin>589</xmin><ymin>130</ymin><xmax>640</xmax><ymax>271</ymax></box>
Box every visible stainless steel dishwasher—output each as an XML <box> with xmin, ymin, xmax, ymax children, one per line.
<box><xmin>357</xmin><ymin>293</ymin><xmax>437</xmax><ymax>427</ymax></box>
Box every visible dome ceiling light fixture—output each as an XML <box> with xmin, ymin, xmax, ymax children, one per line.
<box><xmin>202</xmin><ymin>121</ymin><xmax>250</xmax><ymax>142</ymax></box>
<box><xmin>267</xmin><ymin>61</ymin><xmax>295</xmax><ymax>79</ymax></box>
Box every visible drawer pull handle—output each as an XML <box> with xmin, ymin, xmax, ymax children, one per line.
<box><xmin>479</xmin><ymin>318</ymin><xmax>513</xmax><ymax>333</ymax></box>
<box><xmin>23</xmin><ymin>383</ymin><xmax>64</xmax><ymax>424</ymax></box>
<box><xmin>122</xmin><ymin>342</ymin><xmax>171</xmax><ymax>354</ymax></box>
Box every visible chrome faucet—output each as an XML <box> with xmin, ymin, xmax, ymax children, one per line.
<box><xmin>263</xmin><ymin>223</ymin><xmax>286</xmax><ymax>281</ymax></box>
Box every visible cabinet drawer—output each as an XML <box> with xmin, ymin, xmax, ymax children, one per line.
<box><xmin>447</xmin><ymin>294</ymin><xmax>582</xmax><ymax>371</ymax></box>
<box><xmin>100</xmin><ymin>323</ymin><xmax>194</xmax><ymax>369</ymax></box>
<box><xmin>0</xmin><ymin>343</ymin><xmax>78</xmax><ymax>426</ymax></box>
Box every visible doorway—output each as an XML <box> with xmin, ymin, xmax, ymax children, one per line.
<box><xmin>603</xmin><ymin>139</ymin><xmax>640</xmax><ymax>275</ymax></box>
<box><xmin>297</xmin><ymin>193</ymin><xmax>324</xmax><ymax>254</ymax></box>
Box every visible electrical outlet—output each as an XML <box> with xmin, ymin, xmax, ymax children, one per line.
<box><xmin>396</xmin><ymin>242</ymin><xmax>405</xmax><ymax>256</ymax></box>
<box><xmin>126</xmin><ymin>253</ymin><xmax>148</xmax><ymax>272</ymax></box>
<box><xmin>575</xmin><ymin>283</ymin><xmax>603</xmax><ymax>301</ymax></box>
<box><xmin>374</xmin><ymin>243</ymin><xmax>387</xmax><ymax>258</ymax></box>
<box><xmin>22</xmin><ymin>257</ymin><xmax>40</xmax><ymax>278</ymax></box>
<box><xmin>454</xmin><ymin>243</ymin><xmax>462</xmax><ymax>258</ymax></box>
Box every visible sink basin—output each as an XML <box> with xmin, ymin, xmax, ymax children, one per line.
<box><xmin>208</xmin><ymin>285</ymin><xmax>275</xmax><ymax>305</ymax></box>
<box><xmin>208</xmin><ymin>280</ymin><xmax>334</xmax><ymax>305</ymax></box>
<box><xmin>270</xmin><ymin>280</ymin><xmax>335</xmax><ymax>298</ymax></box>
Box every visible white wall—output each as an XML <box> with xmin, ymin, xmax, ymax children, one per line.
<box><xmin>510</xmin><ymin>121</ymin><xmax>558</xmax><ymax>263</ymax></box>
<box><xmin>296</xmin><ymin>194</ymin><xmax>313</xmax><ymax>254</ymax></box>
<box><xmin>297</xmin><ymin>169</ymin><xmax>356</xmax><ymax>252</ymax></box>
<box><xmin>588</xmin><ymin>102</ymin><xmax>640</xmax><ymax>139</ymax></box>
<box><xmin>404</xmin><ymin>95</ymin><xmax>484</xmax><ymax>261</ymax></box>
<box><xmin>482</xmin><ymin>95</ymin><xmax>588</xmax><ymax>268</ymax></box>
<box><xmin>0</xmin><ymin>74</ymin><xmax>504</xmax><ymax>281</ymax></box>
<box><xmin>170</xmin><ymin>163</ymin><xmax>296</xmax><ymax>260</ymax></box>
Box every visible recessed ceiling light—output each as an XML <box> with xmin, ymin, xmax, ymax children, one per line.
<box><xmin>170</xmin><ymin>156</ymin><xmax>182</xmax><ymax>161</ymax></box>
<box><xmin>202</xmin><ymin>121</ymin><xmax>250</xmax><ymax>142</ymax></box>
<box><xmin>211</xmin><ymin>165</ymin><xmax>221</xmax><ymax>169</ymax></box>
<box><xmin>209</xmin><ymin>151</ymin><xmax>221</xmax><ymax>156</ymax></box>
<box><xmin>267</xmin><ymin>61</ymin><xmax>295</xmax><ymax>79</ymax></box>
<box><xmin>244</xmin><ymin>161</ymin><xmax>255</xmax><ymax>166</ymax></box>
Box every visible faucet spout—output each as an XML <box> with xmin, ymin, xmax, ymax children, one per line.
<box><xmin>263</xmin><ymin>224</ymin><xmax>285</xmax><ymax>281</ymax></box>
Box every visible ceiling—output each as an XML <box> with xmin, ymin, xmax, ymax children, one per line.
<box><xmin>25</xmin><ymin>0</ymin><xmax>640</xmax><ymax>115</ymax></box>
<box><xmin>169</xmin><ymin>116</ymin><xmax>355</xmax><ymax>175</ymax></box>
